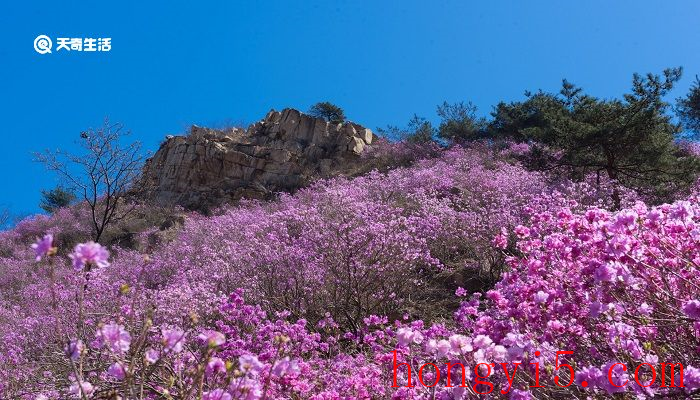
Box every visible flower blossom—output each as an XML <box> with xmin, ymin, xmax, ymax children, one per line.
<box><xmin>107</xmin><ymin>362</ymin><xmax>126</xmax><ymax>380</ymax></box>
<box><xmin>198</xmin><ymin>330</ymin><xmax>226</xmax><ymax>347</ymax></box>
<box><xmin>145</xmin><ymin>348</ymin><xmax>159</xmax><ymax>364</ymax></box>
<box><xmin>238</xmin><ymin>354</ymin><xmax>264</xmax><ymax>374</ymax></box>
<box><xmin>682</xmin><ymin>300</ymin><xmax>700</xmax><ymax>320</ymax></box>
<box><xmin>600</xmin><ymin>361</ymin><xmax>629</xmax><ymax>394</ymax></box>
<box><xmin>65</xmin><ymin>339</ymin><xmax>83</xmax><ymax>361</ymax></box>
<box><xmin>162</xmin><ymin>327</ymin><xmax>186</xmax><ymax>353</ymax></box>
<box><xmin>96</xmin><ymin>323</ymin><xmax>131</xmax><ymax>354</ymax></box>
<box><xmin>206</xmin><ymin>357</ymin><xmax>227</xmax><ymax>376</ymax></box>
<box><xmin>396</xmin><ymin>327</ymin><xmax>423</xmax><ymax>346</ymax></box>
<box><xmin>272</xmin><ymin>357</ymin><xmax>300</xmax><ymax>378</ymax></box>
<box><xmin>69</xmin><ymin>381</ymin><xmax>94</xmax><ymax>398</ymax></box>
<box><xmin>533</xmin><ymin>290</ymin><xmax>549</xmax><ymax>304</ymax></box>
<box><xmin>472</xmin><ymin>334</ymin><xmax>493</xmax><ymax>349</ymax></box>
<box><xmin>69</xmin><ymin>241</ymin><xmax>110</xmax><ymax>271</ymax></box>
<box><xmin>31</xmin><ymin>234</ymin><xmax>55</xmax><ymax>261</ymax></box>
<box><xmin>203</xmin><ymin>389</ymin><xmax>232</xmax><ymax>400</ymax></box>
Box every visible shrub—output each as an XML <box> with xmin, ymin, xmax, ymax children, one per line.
<box><xmin>2</xmin><ymin>144</ymin><xmax>698</xmax><ymax>398</ymax></box>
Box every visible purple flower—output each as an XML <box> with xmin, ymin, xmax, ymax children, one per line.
<box><xmin>436</xmin><ymin>339</ymin><xmax>451</xmax><ymax>357</ymax></box>
<box><xmin>533</xmin><ymin>291</ymin><xmax>549</xmax><ymax>304</ymax></box>
<box><xmin>638</xmin><ymin>302</ymin><xmax>653</xmax><ymax>316</ymax></box>
<box><xmin>162</xmin><ymin>327</ymin><xmax>185</xmax><ymax>353</ymax></box>
<box><xmin>31</xmin><ymin>234</ymin><xmax>54</xmax><ymax>261</ymax></box>
<box><xmin>509</xmin><ymin>389</ymin><xmax>533</xmax><ymax>400</ymax></box>
<box><xmin>514</xmin><ymin>225</ymin><xmax>531</xmax><ymax>238</ymax></box>
<box><xmin>69</xmin><ymin>241</ymin><xmax>110</xmax><ymax>271</ymax></box>
<box><xmin>600</xmin><ymin>361</ymin><xmax>629</xmax><ymax>394</ymax></box>
<box><xmin>589</xmin><ymin>301</ymin><xmax>604</xmax><ymax>318</ymax></box>
<box><xmin>145</xmin><ymin>348</ymin><xmax>159</xmax><ymax>364</ymax></box>
<box><xmin>96</xmin><ymin>323</ymin><xmax>131</xmax><ymax>354</ymax></box>
<box><xmin>69</xmin><ymin>381</ymin><xmax>94</xmax><ymax>397</ymax></box>
<box><xmin>396</xmin><ymin>327</ymin><xmax>423</xmax><ymax>347</ymax></box>
<box><xmin>575</xmin><ymin>365</ymin><xmax>603</xmax><ymax>388</ymax></box>
<box><xmin>473</xmin><ymin>334</ymin><xmax>493</xmax><ymax>349</ymax></box>
<box><xmin>425</xmin><ymin>338</ymin><xmax>438</xmax><ymax>353</ymax></box>
<box><xmin>107</xmin><ymin>362</ymin><xmax>126</xmax><ymax>380</ymax></box>
<box><xmin>206</xmin><ymin>357</ymin><xmax>226</xmax><ymax>376</ymax></box>
<box><xmin>238</xmin><ymin>354</ymin><xmax>264</xmax><ymax>374</ymax></box>
<box><xmin>271</xmin><ymin>356</ymin><xmax>300</xmax><ymax>378</ymax></box>
<box><xmin>448</xmin><ymin>334</ymin><xmax>472</xmax><ymax>353</ymax></box>
<box><xmin>65</xmin><ymin>339</ymin><xmax>83</xmax><ymax>361</ymax></box>
<box><xmin>493</xmin><ymin>229</ymin><xmax>508</xmax><ymax>249</ymax></box>
<box><xmin>203</xmin><ymin>389</ymin><xmax>232</xmax><ymax>400</ymax></box>
<box><xmin>670</xmin><ymin>201</ymin><xmax>694</xmax><ymax>222</ymax></box>
<box><xmin>594</xmin><ymin>263</ymin><xmax>618</xmax><ymax>283</ymax></box>
<box><xmin>231</xmin><ymin>377</ymin><xmax>263</xmax><ymax>399</ymax></box>
<box><xmin>684</xmin><ymin>366</ymin><xmax>700</xmax><ymax>392</ymax></box>
<box><xmin>682</xmin><ymin>300</ymin><xmax>700</xmax><ymax>320</ymax></box>
<box><xmin>197</xmin><ymin>330</ymin><xmax>225</xmax><ymax>347</ymax></box>
<box><xmin>609</xmin><ymin>210</ymin><xmax>637</xmax><ymax>233</ymax></box>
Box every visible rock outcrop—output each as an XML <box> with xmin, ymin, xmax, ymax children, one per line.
<box><xmin>139</xmin><ymin>108</ymin><xmax>376</xmax><ymax>210</ymax></box>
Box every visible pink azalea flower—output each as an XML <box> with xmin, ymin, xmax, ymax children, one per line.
<box><xmin>514</xmin><ymin>225</ymin><xmax>531</xmax><ymax>238</ymax></box>
<box><xmin>594</xmin><ymin>263</ymin><xmax>617</xmax><ymax>283</ymax></box>
<box><xmin>69</xmin><ymin>241</ymin><xmax>109</xmax><ymax>271</ymax></box>
<box><xmin>493</xmin><ymin>229</ymin><xmax>508</xmax><ymax>249</ymax></box>
<box><xmin>472</xmin><ymin>334</ymin><xmax>493</xmax><ymax>349</ymax></box>
<box><xmin>197</xmin><ymin>330</ymin><xmax>225</xmax><ymax>347</ymax></box>
<box><xmin>575</xmin><ymin>365</ymin><xmax>603</xmax><ymax>388</ymax></box>
<box><xmin>145</xmin><ymin>348</ymin><xmax>160</xmax><ymax>364</ymax></box>
<box><xmin>448</xmin><ymin>334</ymin><xmax>472</xmax><ymax>353</ymax></box>
<box><xmin>96</xmin><ymin>323</ymin><xmax>131</xmax><ymax>354</ymax></box>
<box><xmin>271</xmin><ymin>356</ymin><xmax>300</xmax><ymax>378</ymax></box>
<box><xmin>238</xmin><ymin>354</ymin><xmax>264</xmax><ymax>374</ymax></box>
<box><xmin>684</xmin><ymin>366</ymin><xmax>700</xmax><ymax>391</ymax></box>
<box><xmin>65</xmin><ymin>339</ymin><xmax>83</xmax><ymax>361</ymax></box>
<box><xmin>31</xmin><ymin>234</ymin><xmax>54</xmax><ymax>261</ymax></box>
<box><xmin>202</xmin><ymin>389</ymin><xmax>232</xmax><ymax>400</ymax></box>
<box><xmin>69</xmin><ymin>381</ymin><xmax>94</xmax><ymax>397</ymax></box>
<box><xmin>161</xmin><ymin>328</ymin><xmax>186</xmax><ymax>353</ymax></box>
<box><xmin>396</xmin><ymin>327</ymin><xmax>423</xmax><ymax>347</ymax></box>
<box><xmin>533</xmin><ymin>290</ymin><xmax>549</xmax><ymax>304</ymax></box>
<box><xmin>600</xmin><ymin>361</ymin><xmax>629</xmax><ymax>394</ymax></box>
<box><xmin>682</xmin><ymin>300</ymin><xmax>700</xmax><ymax>320</ymax></box>
<box><xmin>107</xmin><ymin>362</ymin><xmax>126</xmax><ymax>380</ymax></box>
<box><xmin>436</xmin><ymin>339</ymin><xmax>451</xmax><ymax>357</ymax></box>
<box><xmin>206</xmin><ymin>357</ymin><xmax>226</xmax><ymax>376</ymax></box>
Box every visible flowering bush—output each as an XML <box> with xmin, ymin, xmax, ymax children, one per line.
<box><xmin>0</xmin><ymin>144</ymin><xmax>697</xmax><ymax>398</ymax></box>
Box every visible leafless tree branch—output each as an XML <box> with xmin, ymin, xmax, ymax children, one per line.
<box><xmin>34</xmin><ymin>119</ymin><xmax>145</xmax><ymax>243</ymax></box>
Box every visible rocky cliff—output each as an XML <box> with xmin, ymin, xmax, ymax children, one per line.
<box><xmin>139</xmin><ymin>108</ymin><xmax>376</xmax><ymax>210</ymax></box>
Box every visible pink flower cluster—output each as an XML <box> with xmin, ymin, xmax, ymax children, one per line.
<box><xmin>0</xmin><ymin>144</ymin><xmax>697</xmax><ymax>399</ymax></box>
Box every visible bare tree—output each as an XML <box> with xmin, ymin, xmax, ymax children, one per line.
<box><xmin>0</xmin><ymin>206</ymin><xmax>26</xmax><ymax>230</ymax></box>
<box><xmin>35</xmin><ymin>119</ymin><xmax>145</xmax><ymax>243</ymax></box>
<box><xmin>0</xmin><ymin>207</ymin><xmax>10</xmax><ymax>229</ymax></box>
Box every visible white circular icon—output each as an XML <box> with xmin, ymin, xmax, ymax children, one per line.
<box><xmin>34</xmin><ymin>35</ymin><xmax>52</xmax><ymax>54</ymax></box>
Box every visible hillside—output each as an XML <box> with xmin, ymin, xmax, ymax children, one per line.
<box><xmin>2</xmin><ymin>135</ymin><xmax>699</xmax><ymax>398</ymax></box>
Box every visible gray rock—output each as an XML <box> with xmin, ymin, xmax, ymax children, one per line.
<box><xmin>139</xmin><ymin>108</ymin><xmax>374</xmax><ymax>210</ymax></box>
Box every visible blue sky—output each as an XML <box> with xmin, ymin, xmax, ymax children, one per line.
<box><xmin>1</xmin><ymin>1</ymin><xmax>699</xmax><ymax>216</ymax></box>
